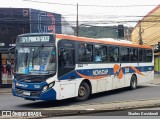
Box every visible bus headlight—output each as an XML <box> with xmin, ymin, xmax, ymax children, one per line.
<box><xmin>42</xmin><ymin>86</ymin><xmax>48</xmax><ymax>92</ymax></box>
<box><xmin>12</xmin><ymin>82</ymin><xmax>15</xmax><ymax>89</ymax></box>
<box><xmin>12</xmin><ymin>75</ymin><xmax>14</xmax><ymax>80</ymax></box>
<box><xmin>42</xmin><ymin>81</ymin><xmax>55</xmax><ymax>92</ymax></box>
<box><xmin>49</xmin><ymin>81</ymin><xmax>55</xmax><ymax>88</ymax></box>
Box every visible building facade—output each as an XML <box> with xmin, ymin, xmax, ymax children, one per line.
<box><xmin>131</xmin><ymin>5</ymin><xmax>160</xmax><ymax>73</ymax></box>
<box><xmin>0</xmin><ymin>8</ymin><xmax>74</xmax><ymax>88</ymax></box>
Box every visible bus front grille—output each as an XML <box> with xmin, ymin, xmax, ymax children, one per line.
<box><xmin>15</xmin><ymin>88</ymin><xmax>41</xmax><ymax>97</ymax></box>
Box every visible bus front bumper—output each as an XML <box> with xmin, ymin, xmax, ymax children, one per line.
<box><xmin>12</xmin><ymin>80</ymin><xmax>57</xmax><ymax>101</ymax></box>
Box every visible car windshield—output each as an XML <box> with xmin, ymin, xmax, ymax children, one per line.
<box><xmin>15</xmin><ymin>46</ymin><xmax>56</xmax><ymax>75</ymax></box>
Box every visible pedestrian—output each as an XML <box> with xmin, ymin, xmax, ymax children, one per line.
<box><xmin>6</xmin><ymin>60</ymin><xmax>11</xmax><ymax>75</ymax></box>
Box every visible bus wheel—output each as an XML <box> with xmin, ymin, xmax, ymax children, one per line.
<box><xmin>130</xmin><ymin>75</ymin><xmax>137</xmax><ymax>90</ymax></box>
<box><xmin>75</xmin><ymin>82</ymin><xmax>90</xmax><ymax>101</ymax></box>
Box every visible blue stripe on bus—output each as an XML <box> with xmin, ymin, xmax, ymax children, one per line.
<box><xmin>58</xmin><ymin>66</ymin><xmax>154</xmax><ymax>80</ymax></box>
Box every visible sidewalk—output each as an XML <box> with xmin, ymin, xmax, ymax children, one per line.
<box><xmin>0</xmin><ymin>88</ymin><xmax>12</xmax><ymax>94</ymax></box>
<box><xmin>149</xmin><ymin>73</ymin><xmax>160</xmax><ymax>85</ymax></box>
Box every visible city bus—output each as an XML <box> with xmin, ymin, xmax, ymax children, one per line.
<box><xmin>12</xmin><ymin>33</ymin><xmax>154</xmax><ymax>101</ymax></box>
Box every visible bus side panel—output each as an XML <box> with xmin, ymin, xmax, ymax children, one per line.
<box><xmin>137</xmin><ymin>63</ymin><xmax>154</xmax><ymax>85</ymax></box>
<box><xmin>121</xmin><ymin>63</ymin><xmax>138</xmax><ymax>87</ymax></box>
<box><xmin>90</xmin><ymin>80</ymin><xmax>98</xmax><ymax>94</ymax></box>
<box><xmin>105</xmin><ymin>77</ymin><xmax>113</xmax><ymax>91</ymax></box>
<box><xmin>59</xmin><ymin>83</ymin><xmax>76</xmax><ymax>99</ymax></box>
<box><xmin>75</xmin><ymin>64</ymin><xmax>97</xmax><ymax>94</ymax></box>
<box><xmin>54</xmin><ymin>79</ymin><xmax>83</xmax><ymax>100</ymax></box>
<box><xmin>107</xmin><ymin>63</ymin><xmax>125</xmax><ymax>89</ymax></box>
<box><xmin>94</xmin><ymin>64</ymin><xmax>112</xmax><ymax>92</ymax></box>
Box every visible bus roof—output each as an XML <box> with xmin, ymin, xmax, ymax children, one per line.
<box><xmin>56</xmin><ymin>34</ymin><xmax>153</xmax><ymax>49</ymax></box>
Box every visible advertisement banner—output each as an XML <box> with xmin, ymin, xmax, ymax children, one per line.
<box><xmin>30</xmin><ymin>9</ymin><xmax>62</xmax><ymax>34</ymax></box>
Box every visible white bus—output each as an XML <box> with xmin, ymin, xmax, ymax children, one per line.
<box><xmin>12</xmin><ymin>33</ymin><xmax>154</xmax><ymax>101</ymax></box>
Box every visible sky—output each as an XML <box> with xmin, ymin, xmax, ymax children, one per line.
<box><xmin>0</xmin><ymin>0</ymin><xmax>160</xmax><ymax>27</ymax></box>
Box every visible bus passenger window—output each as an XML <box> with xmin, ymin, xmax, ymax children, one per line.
<box><xmin>146</xmin><ymin>50</ymin><xmax>152</xmax><ymax>62</ymax></box>
<box><xmin>139</xmin><ymin>49</ymin><xmax>146</xmax><ymax>62</ymax></box>
<box><xmin>78</xmin><ymin>43</ymin><xmax>93</xmax><ymax>62</ymax></box>
<box><xmin>78</xmin><ymin>43</ymin><xmax>86</xmax><ymax>62</ymax></box>
<box><xmin>95</xmin><ymin>51</ymin><xmax>102</xmax><ymax>62</ymax></box>
<box><xmin>86</xmin><ymin>44</ymin><xmax>93</xmax><ymax>62</ymax></box>
<box><xmin>120</xmin><ymin>47</ymin><xmax>129</xmax><ymax>62</ymax></box>
<box><xmin>130</xmin><ymin>48</ymin><xmax>138</xmax><ymax>62</ymax></box>
<box><xmin>95</xmin><ymin>45</ymin><xmax>107</xmax><ymax>62</ymax></box>
<box><xmin>109</xmin><ymin>46</ymin><xmax>119</xmax><ymax>62</ymax></box>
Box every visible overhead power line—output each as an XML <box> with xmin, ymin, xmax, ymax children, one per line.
<box><xmin>23</xmin><ymin>0</ymin><xmax>157</xmax><ymax>7</ymax></box>
<box><xmin>23</xmin><ymin>0</ymin><xmax>76</xmax><ymax>6</ymax></box>
<box><xmin>79</xmin><ymin>4</ymin><xmax>157</xmax><ymax>8</ymax></box>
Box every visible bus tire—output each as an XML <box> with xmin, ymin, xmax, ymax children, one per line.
<box><xmin>130</xmin><ymin>75</ymin><xmax>137</xmax><ymax>90</ymax></box>
<box><xmin>75</xmin><ymin>82</ymin><xmax>90</xmax><ymax>102</ymax></box>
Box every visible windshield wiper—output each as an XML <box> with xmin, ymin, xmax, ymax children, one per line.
<box><xmin>33</xmin><ymin>44</ymin><xmax>44</xmax><ymax>59</ymax></box>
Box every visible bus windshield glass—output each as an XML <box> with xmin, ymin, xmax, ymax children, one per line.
<box><xmin>15</xmin><ymin>46</ymin><xmax>56</xmax><ymax>75</ymax></box>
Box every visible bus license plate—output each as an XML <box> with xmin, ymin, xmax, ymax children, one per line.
<box><xmin>23</xmin><ymin>91</ymin><xmax>30</xmax><ymax>96</ymax></box>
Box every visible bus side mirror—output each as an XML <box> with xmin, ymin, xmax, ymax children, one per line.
<box><xmin>8</xmin><ymin>46</ymin><xmax>15</xmax><ymax>63</ymax></box>
<box><xmin>8</xmin><ymin>53</ymin><xmax>12</xmax><ymax>62</ymax></box>
<box><xmin>8</xmin><ymin>46</ymin><xmax>15</xmax><ymax>52</ymax></box>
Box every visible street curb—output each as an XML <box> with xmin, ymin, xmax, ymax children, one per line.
<box><xmin>0</xmin><ymin>92</ymin><xmax>12</xmax><ymax>94</ymax></box>
<box><xmin>0</xmin><ymin>89</ymin><xmax>12</xmax><ymax>94</ymax></box>
<box><xmin>1</xmin><ymin>99</ymin><xmax>160</xmax><ymax>119</ymax></box>
<box><xmin>37</xmin><ymin>98</ymin><xmax>160</xmax><ymax>117</ymax></box>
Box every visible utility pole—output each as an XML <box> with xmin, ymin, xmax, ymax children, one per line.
<box><xmin>76</xmin><ymin>3</ymin><xmax>79</xmax><ymax>36</ymax></box>
<box><xmin>139</xmin><ymin>20</ymin><xmax>143</xmax><ymax>45</ymax></box>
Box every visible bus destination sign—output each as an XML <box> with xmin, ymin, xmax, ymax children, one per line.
<box><xmin>18</xmin><ymin>36</ymin><xmax>52</xmax><ymax>43</ymax></box>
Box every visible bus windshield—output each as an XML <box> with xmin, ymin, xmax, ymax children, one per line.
<box><xmin>15</xmin><ymin>46</ymin><xmax>56</xmax><ymax>75</ymax></box>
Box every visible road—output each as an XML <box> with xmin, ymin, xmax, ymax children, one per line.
<box><xmin>46</xmin><ymin>116</ymin><xmax>160</xmax><ymax>119</ymax></box>
<box><xmin>0</xmin><ymin>83</ymin><xmax>160</xmax><ymax>110</ymax></box>
<box><xmin>45</xmin><ymin>110</ymin><xmax>160</xmax><ymax>119</ymax></box>
<box><xmin>45</xmin><ymin>107</ymin><xmax>160</xmax><ymax>119</ymax></box>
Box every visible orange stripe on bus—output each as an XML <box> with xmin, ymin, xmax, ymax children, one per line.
<box><xmin>113</xmin><ymin>64</ymin><xmax>124</xmax><ymax>79</ymax></box>
<box><xmin>56</xmin><ymin>34</ymin><xmax>153</xmax><ymax>49</ymax></box>
<box><xmin>125</xmin><ymin>66</ymin><xmax>144</xmax><ymax>76</ymax></box>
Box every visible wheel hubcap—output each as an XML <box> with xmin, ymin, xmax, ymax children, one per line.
<box><xmin>79</xmin><ymin>86</ymin><xmax>86</xmax><ymax>97</ymax></box>
<box><xmin>132</xmin><ymin>80</ymin><xmax>136</xmax><ymax>88</ymax></box>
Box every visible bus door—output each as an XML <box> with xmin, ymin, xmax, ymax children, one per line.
<box><xmin>58</xmin><ymin>40</ymin><xmax>75</xmax><ymax>79</ymax></box>
<box><xmin>58</xmin><ymin>48</ymin><xmax>75</xmax><ymax>79</ymax></box>
<box><xmin>58</xmin><ymin>47</ymin><xmax>76</xmax><ymax>99</ymax></box>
